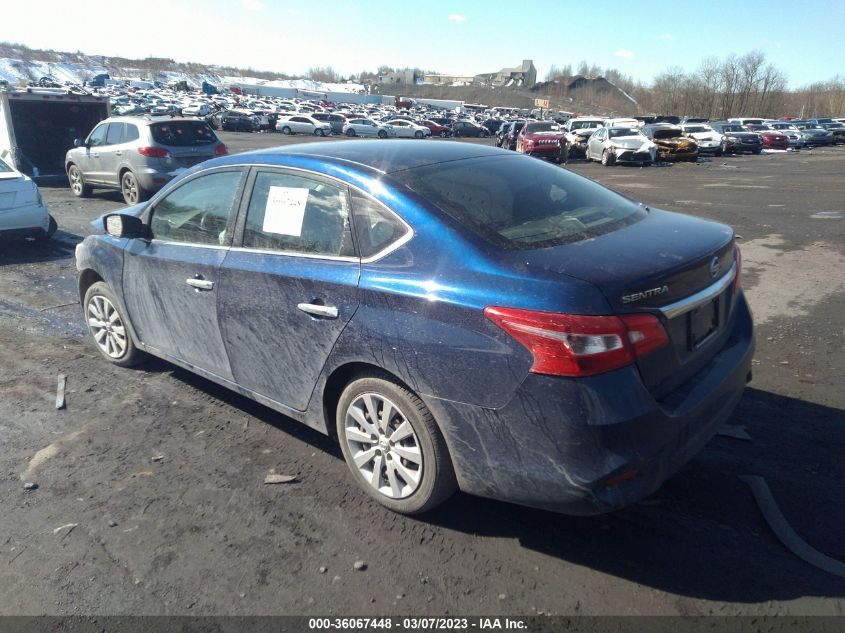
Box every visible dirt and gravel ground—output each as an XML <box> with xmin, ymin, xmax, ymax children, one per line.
<box><xmin>1</xmin><ymin>132</ymin><xmax>843</xmax><ymax>617</ymax></box>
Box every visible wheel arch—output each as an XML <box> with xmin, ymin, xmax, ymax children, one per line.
<box><xmin>78</xmin><ymin>268</ymin><xmax>104</xmax><ymax>303</ymax></box>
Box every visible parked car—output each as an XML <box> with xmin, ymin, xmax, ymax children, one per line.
<box><xmin>76</xmin><ymin>140</ymin><xmax>754</xmax><ymax>516</ymax></box>
<box><xmin>383</xmin><ymin>119</ymin><xmax>431</xmax><ymax>139</ymax></box>
<box><xmin>586</xmin><ymin>126</ymin><xmax>657</xmax><ymax>166</ymax></box>
<box><xmin>342</xmin><ymin>118</ymin><xmax>392</xmax><ymax>138</ymax></box>
<box><xmin>182</xmin><ymin>103</ymin><xmax>211</xmax><ymax>117</ymax></box>
<box><xmin>451</xmin><ymin>121</ymin><xmax>490</xmax><ymax>138</ymax></box>
<box><xmin>744</xmin><ymin>124</ymin><xmax>790</xmax><ymax>150</ymax></box>
<box><xmin>419</xmin><ymin>119</ymin><xmax>452</xmax><ymax>137</ymax></box>
<box><xmin>564</xmin><ymin>117</ymin><xmax>605</xmax><ymax>157</ymax></box>
<box><xmin>767</xmin><ymin>122</ymin><xmax>806</xmax><ymax>148</ymax></box>
<box><xmin>219</xmin><ymin>110</ymin><xmax>260</xmax><ymax>132</ymax></box>
<box><xmin>515</xmin><ymin>121</ymin><xmax>568</xmax><ymax>162</ymax></box>
<box><xmin>708</xmin><ymin>122</ymin><xmax>764</xmax><ymax>154</ymax></box>
<box><xmin>276</xmin><ymin>115</ymin><xmax>333</xmax><ymax>136</ymax></box>
<box><xmin>819</xmin><ymin>122</ymin><xmax>845</xmax><ymax>144</ymax></box>
<box><xmin>641</xmin><ymin>124</ymin><xmax>699</xmax><ymax>161</ymax></box>
<box><xmin>0</xmin><ymin>156</ymin><xmax>56</xmax><ymax>241</ymax></box>
<box><xmin>312</xmin><ymin>112</ymin><xmax>348</xmax><ymax>135</ymax></box>
<box><xmin>680</xmin><ymin>123</ymin><xmax>727</xmax><ymax>155</ymax></box>
<box><xmin>494</xmin><ymin>121</ymin><xmax>511</xmax><ymax>147</ymax></box>
<box><xmin>65</xmin><ymin>116</ymin><xmax>228</xmax><ymax>204</ymax></box>
<box><xmin>480</xmin><ymin>118</ymin><xmax>505</xmax><ymax>135</ymax></box>
<box><xmin>792</xmin><ymin>122</ymin><xmax>835</xmax><ymax>146</ymax></box>
<box><xmin>501</xmin><ymin>120</ymin><xmax>526</xmax><ymax>150</ymax></box>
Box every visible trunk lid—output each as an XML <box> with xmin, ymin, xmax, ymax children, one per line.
<box><xmin>504</xmin><ymin>209</ymin><xmax>737</xmax><ymax>398</ymax></box>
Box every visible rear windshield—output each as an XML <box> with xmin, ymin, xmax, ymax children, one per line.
<box><xmin>150</xmin><ymin>121</ymin><xmax>217</xmax><ymax>146</ymax></box>
<box><xmin>393</xmin><ymin>155</ymin><xmax>644</xmax><ymax>250</ymax></box>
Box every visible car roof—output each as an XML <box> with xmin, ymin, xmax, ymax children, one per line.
<box><xmin>217</xmin><ymin>139</ymin><xmax>508</xmax><ymax>175</ymax></box>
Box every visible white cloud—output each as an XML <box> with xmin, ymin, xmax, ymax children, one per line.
<box><xmin>657</xmin><ymin>33</ymin><xmax>673</xmax><ymax>41</ymax></box>
<box><xmin>241</xmin><ymin>0</ymin><xmax>264</xmax><ymax>11</ymax></box>
<box><xmin>448</xmin><ymin>14</ymin><xmax>466</xmax><ymax>22</ymax></box>
<box><xmin>613</xmin><ymin>49</ymin><xmax>634</xmax><ymax>59</ymax></box>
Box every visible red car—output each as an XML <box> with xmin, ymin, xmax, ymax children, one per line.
<box><xmin>745</xmin><ymin>125</ymin><xmax>790</xmax><ymax>150</ymax></box>
<box><xmin>515</xmin><ymin>121</ymin><xmax>567</xmax><ymax>162</ymax></box>
<box><xmin>420</xmin><ymin>120</ymin><xmax>452</xmax><ymax>137</ymax></box>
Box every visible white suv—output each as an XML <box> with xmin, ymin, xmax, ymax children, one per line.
<box><xmin>275</xmin><ymin>115</ymin><xmax>333</xmax><ymax>136</ymax></box>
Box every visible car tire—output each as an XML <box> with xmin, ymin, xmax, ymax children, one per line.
<box><xmin>377</xmin><ymin>130</ymin><xmax>387</xmax><ymax>139</ymax></box>
<box><xmin>440</xmin><ymin>131</ymin><xmax>448</xmax><ymax>138</ymax></box>
<box><xmin>282</xmin><ymin>126</ymin><xmax>292</xmax><ymax>135</ymax></box>
<box><xmin>120</xmin><ymin>171</ymin><xmax>148</xmax><ymax>205</ymax></box>
<box><xmin>346</xmin><ymin>129</ymin><xmax>356</xmax><ymax>137</ymax></box>
<box><xmin>336</xmin><ymin>372</ymin><xmax>457</xmax><ymax>515</ymax></box>
<box><xmin>83</xmin><ymin>281</ymin><xmax>145</xmax><ymax>367</ymax></box>
<box><xmin>316</xmin><ymin>129</ymin><xmax>325</xmax><ymax>137</ymax></box>
<box><xmin>753</xmin><ymin>148</ymin><xmax>762</xmax><ymax>155</ymax></box>
<box><xmin>601</xmin><ymin>149</ymin><xmax>615</xmax><ymax>166</ymax></box>
<box><xmin>67</xmin><ymin>164</ymin><xmax>92</xmax><ymax>198</ymax></box>
<box><xmin>414</xmin><ymin>130</ymin><xmax>423</xmax><ymax>139</ymax></box>
<box><xmin>34</xmin><ymin>215</ymin><xmax>58</xmax><ymax>242</ymax></box>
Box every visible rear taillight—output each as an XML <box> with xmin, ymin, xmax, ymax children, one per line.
<box><xmin>215</xmin><ymin>143</ymin><xmax>229</xmax><ymax>156</ymax></box>
<box><xmin>732</xmin><ymin>246</ymin><xmax>742</xmax><ymax>294</ymax></box>
<box><xmin>484</xmin><ymin>307</ymin><xmax>668</xmax><ymax>378</ymax></box>
<box><xmin>137</xmin><ymin>146</ymin><xmax>170</xmax><ymax>158</ymax></box>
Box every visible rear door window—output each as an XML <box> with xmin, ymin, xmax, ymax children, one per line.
<box><xmin>125</xmin><ymin>124</ymin><xmax>140</xmax><ymax>142</ymax></box>
<box><xmin>105</xmin><ymin>123</ymin><xmax>125</xmax><ymax>145</ymax></box>
<box><xmin>350</xmin><ymin>190</ymin><xmax>410</xmax><ymax>259</ymax></box>
<box><xmin>150</xmin><ymin>121</ymin><xmax>217</xmax><ymax>147</ymax></box>
<box><xmin>241</xmin><ymin>170</ymin><xmax>354</xmax><ymax>257</ymax></box>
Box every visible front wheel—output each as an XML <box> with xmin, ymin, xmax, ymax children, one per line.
<box><xmin>346</xmin><ymin>128</ymin><xmax>356</xmax><ymax>137</ymax></box>
<box><xmin>440</xmin><ymin>131</ymin><xmax>448</xmax><ymax>138</ymax></box>
<box><xmin>601</xmin><ymin>149</ymin><xmax>616</xmax><ymax>166</ymax></box>
<box><xmin>68</xmin><ymin>165</ymin><xmax>92</xmax><ymax>198</ymax></box>
<box><xmin>83</xmin><ymin>282</ymin><xmax>145</xmax><ymax>367</ymax></box>
<box><xmin>281</xmin><ymin>126</ymin><xmax>292</xmax><ymax>135</ymax></box>
<box><xmin>315</xmin><ymin>128</ymin><xmax>325</xmax><ymax>137</ymax></box>
<box><xmin>121</xmin><ymin>171</ymin><xmax>148</xmax><ymax>205</ymax></box>
<box><xmin>377</xmin><ymin>130</ymin><xmax>387</xmax><ymax>139</ymax></box>
<box><xmin>336</xmin><ymin>373</ymin><xmax>457</xmax><ymax>514</ymax></box>
<box><xmin>414</xmin><ymin>130</ymin><xmax>423</xmax><ymax>139</ymax></box>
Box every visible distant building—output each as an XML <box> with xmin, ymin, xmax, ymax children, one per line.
<box><xmin>423</xmin><ymin>74</ymin><xmax>476</xmax><ymax>86</ymax></box>
<box><xmin>474</xmin><ymin>60</ymin><xmax>537</xmax><ymax>88</ymax></box>
<box><xmin>377</xmin><ymin>69</ymin><xmax>423</xmax><ymax>85</ymax></box>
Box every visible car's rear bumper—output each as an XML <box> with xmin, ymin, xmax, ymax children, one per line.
<box><xmin>428</xmin><ymin>292</ymin><xmax>755</xmax><ymax>515</ymax></box>
<box><xmin>0</xmin><ymin>202</ymin><xmax>50</xmax><ymax>235</ymax></box>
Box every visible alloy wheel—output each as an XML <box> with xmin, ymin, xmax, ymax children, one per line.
<box><xmin>122</xmin><ymin>173</ymin><xmax>138</xmax><ymax>204</ymax></box>
<box><xmin>69</xmin><ymin>167</ymin><xmax>83</xmax><ymax>195</ymax></box>
<box><xmin>344</xmin><ymin>393</ymin><xmax>423</xmax><ymax>499</ymax></box>
<box><xmin>87</xmin><ymin>295</ymin><xmax>127</xmax><ymax>359</ymax></box>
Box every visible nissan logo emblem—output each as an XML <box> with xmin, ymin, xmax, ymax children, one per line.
<box><xmin>709</xmin><ymin>256</ymin><xmax>720</xmax><ymax>279</ymax></box>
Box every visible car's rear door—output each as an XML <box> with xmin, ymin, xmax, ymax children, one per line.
<box><xmin>217</xmin><ymin>167</ymin><xmax>360</xmax><ymax>410</ymax></box>
<box><xmin>99</xmin><ymin>122</ymin><xmax>125</xmax><ymax>187</ymax></box>
<box><xmin>122</xmin><ymin>167</ymin><xmax>246</xmax><ymax>379</ymax></box>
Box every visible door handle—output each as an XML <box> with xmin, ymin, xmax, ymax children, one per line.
<box><xmin>186</xmin><ymin>278</ymin><xmax>214</xmax><ymax>291</ymax></box>
<box><xmin>297</xmin><ymin>303</ymin><xmax>338</xmax><ymax>319</ymax></box>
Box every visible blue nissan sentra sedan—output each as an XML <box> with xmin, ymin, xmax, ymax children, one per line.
<box><xmin>75</xmin><ymin>140</ymin><xmax>754</xmax><ymax>515</ymax></box>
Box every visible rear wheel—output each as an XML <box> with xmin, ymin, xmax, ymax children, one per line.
<box><xmin>316</xmin><ymin>128</ymin><xmax>325</xmax><ymax>137</ymax></box>
<box><xmin>414</xmin><ymin>130</ymin><xmax>423</xmax><ymax>139</ymax></box>
<box><xmin>33</xmin><ymin>216</ymin><xmax>57</xmax><ymax>242</ymax></box>
<box><xmin>336</xmin><ymin>373</ymin><xmax>457</xmax><ymax>514</ymax></box>
<box><xmin>377</xmin><ymin>130</ymin><xmax>387</xmax><ymax>139</ymax></box>
<box><xmin>346</xmin><ymin>128</ymin><xmax>356</xmax><ymax>137</ymax></box>
<box><xmin>120</xmin><ymin>171</ymin><xmax>148</xmax><ymax>205</ymax></box>
<box><xmin>83</xmin><ymin>282</ymin><xmax>144</xmax><ymax>367</ymax></box>
<box><xmin>67</xmin><ymin>165</ymin><xmax>92</xmax><ymax>198</ymax></box>
<box><xmin>281</xmin><ymin>126</ymin><xmax>292</xmax><ymax>135</ymax></box>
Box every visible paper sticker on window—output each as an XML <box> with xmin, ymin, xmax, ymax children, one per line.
<box><xmin>262</xmin><ymin>186</ymin><xmax>310</xmax><ymax>236</ymax></box>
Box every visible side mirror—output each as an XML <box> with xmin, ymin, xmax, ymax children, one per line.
<box><xmin>103</xmin><ymin>213</ymin><xmax>149</xmax><ymax>239</ymax></box>
<box><xmin>74</xmin><ymin>138</ymin><xmax>87</xmax><ymax>148</ymax></box>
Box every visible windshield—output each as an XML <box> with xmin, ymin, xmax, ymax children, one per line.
<box><xmin>609</xmin><ymin>128</ymin><xmax>640</xmax><ymax>138</ymax></box>
<box><xmin>570</xmin><ymin>120</ymin><xmax>603</xmax><ymax>130</ymax></box>
<box><xmin>525</xmin><ymin>122</ymin><xmax>560</xmax><ymax>133</ymax></box>
<box><xmin>151</xmin><ymin>121</ymin><xmax>217</xmax><ymax>146</ymax></box>
<box><xmin>683</xmin><ymin>126</ymin><xmax>711</xmax><ymax>133</ymax></box>
<box><xmin>723</xmin><ymin>125</ymin><xmax>744</xmax><ymax>132</ymax></box>
<box><xmin>393</xmin><ymin>155</ymin><xmax>644</xmax><ymax>250</ymax></box>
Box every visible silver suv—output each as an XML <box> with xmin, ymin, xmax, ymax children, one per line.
<box><xmin>65</xmin><ymin>116</ymin><xmax>228</xmax><ymax>204</ymax></box>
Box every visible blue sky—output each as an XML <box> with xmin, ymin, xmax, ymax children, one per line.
<box><xmin>4</xmin><ymin>0</ymin><xmax>843</xmax><ymax>87</ymax></box>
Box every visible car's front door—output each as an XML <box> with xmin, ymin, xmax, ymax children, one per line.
<box><xmin>122</xmin><ymin>168</ymin><xmax>246</xmax><ymax>379</ymax></box>
<box><xmin>80</xmin><ymin>123</ymin><xmax>108</xmax><ymax>184</ymax></box>
<box><xmin>217</xmin><ymin>168</ymin><xmax>360</xmax><ymax>410</ymax></box>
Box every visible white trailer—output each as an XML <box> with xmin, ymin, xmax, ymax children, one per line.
<box><xmin>0</xmin><ymin>88</ymin><xmax>110</xmax><ymax>178</ymax></box>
